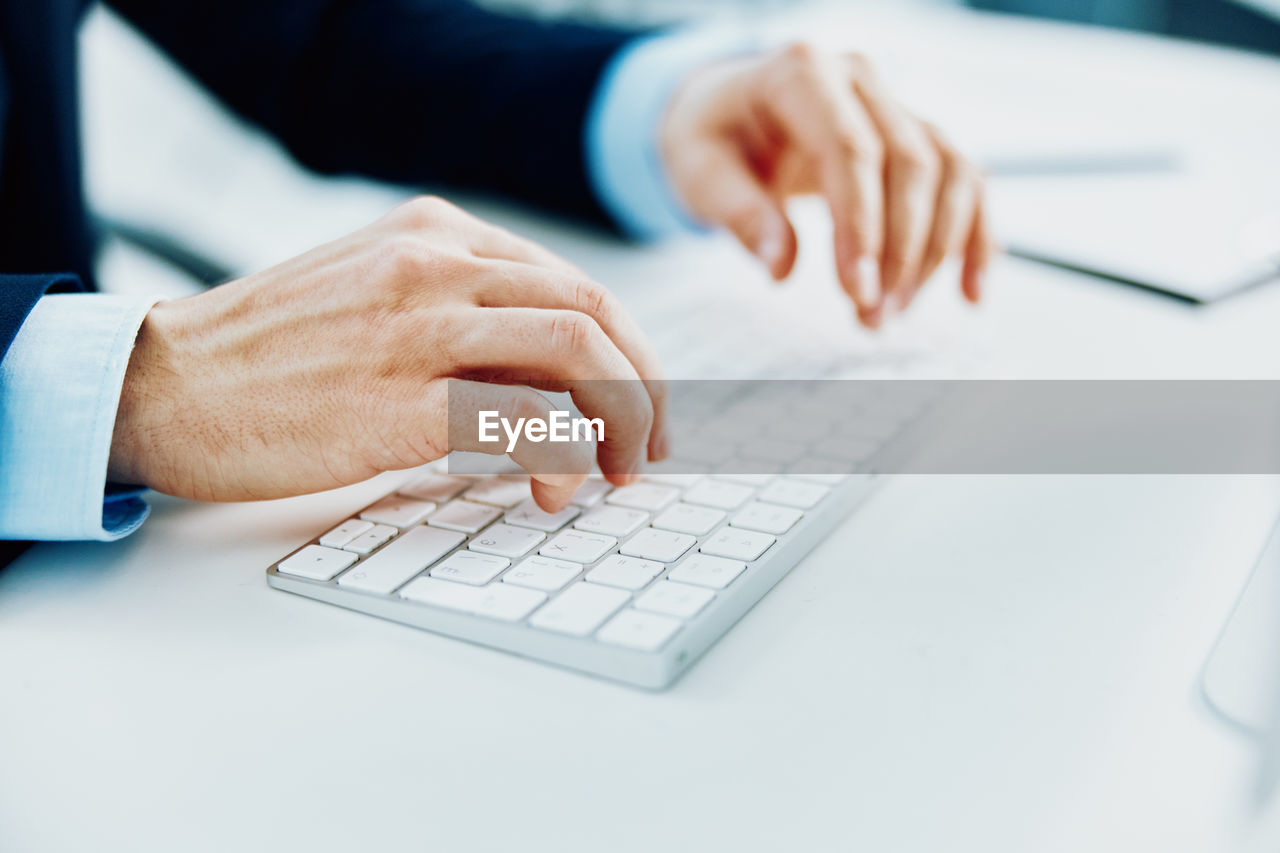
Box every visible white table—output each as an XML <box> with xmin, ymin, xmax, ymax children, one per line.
<box><xmin>3</xmin><ymin>6</ymin><xmax>1280</xmax><ymax>851</ymax></box>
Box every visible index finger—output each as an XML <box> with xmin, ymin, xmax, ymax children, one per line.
<box><xmin>759</xmin><ymin>44</ymin><xmax>886</xmax><ymax>323</ymax></box>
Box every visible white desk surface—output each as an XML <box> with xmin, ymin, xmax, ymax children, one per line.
<box><xmin>4</xmin><ymin>6</ymin><xmax>1280</xmax><ymax>852</ymax></box>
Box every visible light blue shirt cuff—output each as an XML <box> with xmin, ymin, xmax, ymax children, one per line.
<box><xmin>587</xmin><ymin>29</ymin><xmax>759</xmax><ymax>241</ymax></box>
<box><xmin>0</xmin><ymin>293</ymin><xmax>160</xmax><ymax>541</ymax></box>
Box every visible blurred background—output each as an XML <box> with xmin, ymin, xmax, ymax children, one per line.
<box><xmin>83</xmin><ymin>0</ymin><xmax>1280</xmax><ymax>337</ymax></box>
<box><xmin>477</xmin><ymin>0</ymin><xmax>1280</xmax><ymax>54</ymax></box>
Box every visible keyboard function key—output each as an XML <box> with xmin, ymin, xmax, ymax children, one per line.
<box><xmin>528</xmin><ymin>582</ymin><xmax>630</xmax><ymax>636</ymax></box>
<box><xmin>342</xmin><ymin>523</ymin><xmax>398</xmax><ymax>555</ymax></box>
<box><xmin>467</xmin><ymin>523</ymin><xmax>545</xmax><ymax>558</ymax></box>
<box><xmin>318</xmin><ymin>519</ymin><xmax>373</xmax><ymax>548</ymax></box>
<box><xmin>619</xmin><ymin>528</ymin><xmax>696</xmax><ymax>563</ymax></box>
<box><xmin>538</xmin><ymin>530</ymin><xmax>617</xmax><ymax>564</ymax></box>
<box><xmin>337</xmin><ymin>526</ymin><xmax>465</xmax><ymax>594</ymax></box>
<box><xmin>502</xmin><ymin>555</ymin><xmax>581</xmax><ymax>592</ymax></box>
<box><xmin>700</xmin><ymin>529</ymin><xmax>776</xmax><ymax>562</ymax></box>
<box><xmin>430</xmin><ymin>551</ymin><xmax>511</xmax><ymax>585</ymax></box>
<box><xmin>427</xmin><ymin>500</ymin><xmax>503</xmax><ymax>534</ymax></box>
<box><xmin>596</xmin><ymin>609</ymin><xmax>683</xmax><ymax>652</ymax></box>
<box><xmin>668</xmin><ymin>554</ymin><xmax>747</xmax><ymax>589</ymax></box>
<box><xmin>277</xmin><ymin>545</ymin><xmax>357</xmax><ymax>581</ymax></box>
<box><xmin>359</xmin><ymin>495</ymin><xmax>437</xmax><ymax>527</ymax></box>
<box><xmin>635</xmin><ymin>581</ymin><xmax>716</xmax><ymax>619</ymax></box>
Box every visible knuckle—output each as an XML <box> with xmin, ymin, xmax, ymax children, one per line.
<box><xmin>571</xmin><ymin>279</ymin><xmax>613</xmax><ymax>324</ymax></box>
<box><xmin>510</xmin><ymin>390</ymin><xmax>548</xmax><ymax>426</ymax></box>
<box><xmin>379</xmin><ymin>234</ymin><xmax>430</xmax><ymax>282</ymax></box>
<box><xmin>396</xmin><ymin>194</ymin><xmax>455</xmax><ymax>228</ymax></box>
<box><xmin>837</xmin><ymin>131</ymin><xmax>882</xmax><ymax>168</ymax></box>
<box><xmin>782</xmin><ymin>41</ymin><xmax>821</xmax><ymax>71</ymax></box>
<box><xmin>889</xmin><ymin>143</ymin><xmax>939</xmax><ymax>179</ymax></box>
<box><xmin>547</xmin><ymin>310</ymin><xmax>599</xmax><ymax>357</ymax></box>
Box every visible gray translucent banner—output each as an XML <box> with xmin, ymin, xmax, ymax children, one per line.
<box><xmin>446</xmin><ymin>380</ymin><xmax>1280</xmax><ymax>475</ymax></box>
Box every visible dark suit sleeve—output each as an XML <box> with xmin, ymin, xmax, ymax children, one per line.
<box><xmin>105</xmin><ymin>0</ymin><xmax>642</xmax><ymax>225</ymax></box>
<box><xmin>0</xmin><ymin>273</ymin><xmax>83</xmax><ymax>361</ymax></box>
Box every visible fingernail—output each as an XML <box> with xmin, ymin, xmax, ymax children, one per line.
<box><xmin>857</xmin><ymin>304</ymin><xmax>883</xmax><ymax>331</ymax></box>
<box><xmin>756</xmin><ymin>217</ymin><xmax>784</xmax><ymax>269</ymax></box>
<box><xmin>851</xmin><ymin>255</ymin><xmax>881</xmax><ymax>308</ymax></box>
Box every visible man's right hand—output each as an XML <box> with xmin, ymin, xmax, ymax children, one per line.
<box><xmin>107</xmin><ymin>196</ymin><xmax>668</xmax><ymax>511</ymax></box>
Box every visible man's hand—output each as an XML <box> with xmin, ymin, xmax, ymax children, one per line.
<box><xmin>661</xmin><ymin>43</ymin><xmax>995</xmax><ymax>328</ymax></box>
<box><xmin>108</xmin><ymin>197</ymin><xmax>667</xmax><ymax>511</ymax></box>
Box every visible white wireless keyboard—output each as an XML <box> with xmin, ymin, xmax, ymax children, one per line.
<box><xmin>266</xmin><ymin>468</ymin><xmax>879</xmax><ymax>688</ymax></box>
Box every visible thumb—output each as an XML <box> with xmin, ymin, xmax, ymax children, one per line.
<box><xmin>693</xmin><ymin>148</ymin><xmax>798</xmax><ymax>280</ymax></box>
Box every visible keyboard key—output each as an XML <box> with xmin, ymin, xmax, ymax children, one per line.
<box><xmin>605</xmin><ymin>483</ymin><xmax>679</xmax><ymax>512</ymax></box>
<box><xmin>468</xmin><ymin>524</ymin><xmax>545</xmax><ymax>558</ymax></box>
<box><xmin>587</xmin><ymin>555</ymin><xmax>664</xmax><ymax>590</ymax></box>
<box><xmin>712</xmin><ymin>473</ymin><xmax>775</xmax><ymax>486</ymax></box>
<box><xmin>318</xmin><ymin>519</ymin><xmax>373</xmax><ymax>548</ymax></box>
<box><xmin>683</xmin><ymin>480</ymin><xmax>754</xmax><ymax>511</ymax></box>
<box><xmin>596</xmin><ymin>609</ymin><xmax>682</xmax><ymax>652</ymax></box>
<box><xmin>337</xmin><ymin>526</ymin><xmax>464</xmax><ymax>594</ymax></box>
<box><xmin>430</xmin><ymin>551</ymin><xmax>510</xmax><ymax>585</ymax></box>
<box><xmin>277</xmin><ymin>545</ymin><xmax>357</xmax><ymax>581</ymax></box>
<box><xmin>668</xmin><ymin>554</ymin><xmax>747</xmax><ymax>589</ymax></box>
<box><xmin>620</xmin><ymin>529</ymin><xmax>696</xmax><ymax>563</ymax></box>
<box><xmin>399</xmin><ymin>576</ymin><xmax>481</xmax><ymax>611</ymax></box>
<box><xmin>758</xmin><ymin>480</ymin><xmax>829</xmax><ymax>510</ymax></box>
<box><xmin>502</xmin><ymin>555</ymin><xmax>581</xmax><ymax>592</ymax></box>
<box><xmin>651</xmin><ymin>503</ymin><xmax>725</xmax><ymax>536</ymax></box>
<box><xmin>463</xmin><ymin>477</ymin><xmax>532</xmax><ymax>509</ymax></box>
<box><xmin>359</xmin><ymin>495</ymin><xmax>436</xmax><ymax>528</ymax></box>
<box><xmin>635</xmin><ymin>581</ymin><xmax>715</xmax><ymax>619</ymax></box>
<box><xmin>786</xmin><ymin>471</ymin><xmax>848</xmax><ymax>486</ymax></box>
<box><xmin>427</xmin><ymin>500</ymin><xmax>503</xmax><ymax>534</ymax></box>
<box><xmin>642</xmin><ymin>473</ymin><xmax>706</xmax><ymax>488</ymax></box>
<box><xmin>400</xmin><ymin>578</ymin><xmax>546</xmax><ymax>621</ymax></box>
<box><xmin>469</xmin><ymin>583</ymin><xmax>547</xmax><ymax>622</ymax></box>
<box><xmin>538</xmin><ymin>530</ymin><xmax>616</xmax><ymax>564</ymax></box>
<box><xmin>574</xmin><ymin>506</ymin><xmax>648</xmax><ymax>538</ymax></box>
<box><xmin>731</xmin><ymin>502</ymin><xmax>804</xmax><ymax>535</ymax></box>
<box><xmin>342</xmin><ymin>523</ymin><xmax>398</xmax><ymax>555</ymax></box>
<box><xmin>504</xmin><ymin>499</ymin><xmax>580</xmax><ymax>532</ymax></box>
<box><xmin>528</xmin><ymin>582</ymin><xmax>630</xmax><ymax>636</ymax></box>
<box><xmin>700</xmin><ymin>529</ymin><xmax>776</xmax><ymax>561</ymax></box>
<box><xmin>568</xmin><ymin>479</ymin><xmax>612</xmax><ymax>507</ymax></box>
<box><xmin>397</xmin><ymin>472</ymin><xmax>469</xmax><ymax>503</ymax></box>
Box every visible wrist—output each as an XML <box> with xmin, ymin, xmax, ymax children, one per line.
<box><xmin>107</xmin><ymin>300</ymin><xmax>186</xmax><ymax>489</ymax></box>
